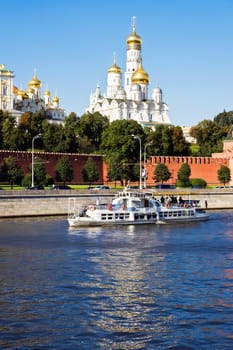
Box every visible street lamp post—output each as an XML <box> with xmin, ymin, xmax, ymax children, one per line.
<box><xmin>31</xmin><ymin>134</ymin><xmax>41</xmax><ymax>187</ymax></box>
<box><xmin>143</xmin><ymin>141</ymin><xmax>152</xmax><ymax>188</ymax></box>
<box><xmin>132</xmin><ymin>134</ymin><xmax>142</xmax><ymax>190</ymax></box>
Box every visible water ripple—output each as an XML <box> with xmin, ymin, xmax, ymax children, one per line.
<box><xmin>0</xmin><ymin>212</ymin><xmax>233</xmax><ymax>349</ymax></box>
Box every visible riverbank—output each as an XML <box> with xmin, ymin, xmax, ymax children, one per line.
<box><xmin>0</xmin><ymin>189</ymin><xmax>232</xmax><ymax>218</ymax></box>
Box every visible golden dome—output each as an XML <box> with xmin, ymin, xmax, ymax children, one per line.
<box><xmin>13</xmin><ymin>85</ymin><xmax>18</xmax><ymax>94</ymax></box>
<box><xmin>53</xmin><ymin>96</ymin><xmax>59</xmax><ymax>103</ymax></box>
<box><xmin>44</xmin><ymin>89</ymin><xmax>51</xmax><ymax>96</ymax></box>
<box><xmin>28</xmin><ymin>74</ymin><xmax>41</xmax><ymax>89</ymax></box>
<box><xmin>27</xmin><ymin>88</ymin><xmax>34</xmax><ymax>94</ymax></box>
<box><xmin>17</xmin><ymin>89</ymin><xmax>25</xmax><ymax>96</ymax></box>
<box><xmin>131</xmin><ymin>63</ymin><xmax>149</xmax><ymax>84</ymax></box>
<box><xmin>22</xmin><ymin>93</ymin><xmax>29</xmax><ymax>100</ymax></box>
<box><xmin>127</xmin><ymin>31</ymin><xmax>142</xmax><ymax>46</ymax></box>
<box><xmin>108</xmin><ymin>63</ymin><xmax>121</xmax><ymax>74</ymax></box>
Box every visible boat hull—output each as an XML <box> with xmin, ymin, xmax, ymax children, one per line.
<box><xmin>68</xmin><ymin>217</ymin><xmax>157</xmax><ymax>227</ymax></box>
<box><xmin>68</xmin><ymin>213</ymin><xmax>209</xmax><ymax>227</ymax></box>
<box><xmin>157</xmin><ymin>213</ymin><xmax>209</xmax><ymax>224</ymax></box>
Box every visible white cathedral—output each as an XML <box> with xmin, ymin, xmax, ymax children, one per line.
<box><xmin>86</xmin><ymin>18</ymin><xmax>171</xmax><ymax>128</ymax></box>
<box><xmin>0</xmin><ymin>64</ymin><xmax>65</xmax><ymax>123</ymax></box>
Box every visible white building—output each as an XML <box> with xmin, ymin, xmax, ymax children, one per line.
<box><xmin>0</xmin><ymin>64</ymin><xmax>66</xmax><ymax>123</ymax></box>
<box><xmin>86</xmin><ymin>18</ymin><xmax>171</xmax><ymax>128</ymax></box>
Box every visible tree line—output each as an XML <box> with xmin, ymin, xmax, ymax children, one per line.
<box><xmin>0</xmin><ymin>108</ymin><xmax>232</xmax><ymax>187</ymax></box>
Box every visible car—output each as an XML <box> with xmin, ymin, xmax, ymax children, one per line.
<box><xmin>155</xmin><ymin>184</ymin><xmax>176</xmax><ymax>189</ymax></box>
<box><xmin>90</xmin><ymin>185</ymin><xmax>111</xmax><ymax>190</ymax></box>
<box><xmin>25</xmin><ymin>185</ymin><xmax>44</xmax><ymax>190</ymax></box>
<box><xmin>49</xmin><ymin>185</ymin><xmax>71</xmax><ymax>190</ymax></box>
<box><xmin>124</xmin><ymin>185</ymin><xmax>139</xmax><ymax>190</ymax></box>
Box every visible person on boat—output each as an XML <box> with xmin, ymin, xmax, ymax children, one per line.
<box><xmin>165</xmin><ymin>198</ymin><xmax>171</xmax><ymax>208</ymax></box>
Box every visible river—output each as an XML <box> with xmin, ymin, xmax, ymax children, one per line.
<box><xmin>0</xmin><ymin>211</ymin><xmax>233</xmax><ymax>349</ymax></box>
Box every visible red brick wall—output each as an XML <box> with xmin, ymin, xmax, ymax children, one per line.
<box><xmin>146</xmin><ymin>156</ymin><xmax>230</xmax><ymax>186</ymax></box>
<box><xmin>0</xmin><ymin>150</ymin><xmax>231</xmax><ymax>186</ymax></box>
<box><xmin>0</xmin><ymin>150</ymin><xmax>104</xmax><ymax>184</ymax></box>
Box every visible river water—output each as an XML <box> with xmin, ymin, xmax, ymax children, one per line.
<box><xmin>0</xmin><ymin>211</ymin><xmax>233</xmax><ymax>349</ymax></box>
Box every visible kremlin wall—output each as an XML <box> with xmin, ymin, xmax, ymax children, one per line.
<box><xmin>0</xmin><ymin>143</ymin><xmax>232</xmax><ymax>187</ymax></box>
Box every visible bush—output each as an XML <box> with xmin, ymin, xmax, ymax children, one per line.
<box><xmin>45</xmin><ymin>174</ymin><xmax>54</xmax><ymax>186</ymax></box>
<box><xmin>176</xmin><ymin>179</ymin><xmax>191</xmax><ymax>188</ymax></box>
<box><xmin>190</xmin><ymin>178</ymin><xmax>207</xmax><ymax>188</ymax></box>
<box><xmin>21</xmin><ymin>173</ymin><xmax>32</xmax><ymax>187</ymax></box>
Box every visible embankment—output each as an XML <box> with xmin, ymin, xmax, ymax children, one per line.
<box><xmin>0</xmin><ymin>189</ymin><xmax>232</xmax><ymax>218</ymax></box>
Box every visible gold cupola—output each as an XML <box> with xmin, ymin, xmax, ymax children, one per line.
<box><xmin>28</xmin><ymin>71</ymin><xmax>42</xmax><ymax>89</ymax></box>
<box><xmin>53</xmin><ymin>95</ymin><xmax>59</xmax><ymax>103</ymax></box>
<box><xmin>131</xmin><ymin>62</ymin><xmax>149</xmax><ymax>84</ymax></box>
<box><xmin>13</xmin><ymin>85</ymin><xmax>18</xmax><ymax>94</ymax></box>
<box><xmin>108</xmin><ymin>53</ymin><xmax>121</xmax><ymax>74</ymax></box>
<box><xmin>108</xmin><ymin>63</ymin><xmax>121</xmax><ymax>74</ymax></box>
<box><xmin>127</xmin><ymin>16</ymin><xmax>142</xmax><ymax>49</ymax></box>
<box><xmin>44</xmin><ymin>88</ymin><xmax>51</xmax><ymax>96</ymax></box>
<box><xmin>27</xmin><ymin>87</ymin><xmax>34</xmax><ymax>94</ymax></box>
<box><xmin>17</xmin><ymin>89</ymin><xmax>25</xmax><ymax>96</ymax></box>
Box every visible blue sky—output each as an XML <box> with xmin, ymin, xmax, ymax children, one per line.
<box><xmin>2</xmin><ymin>0</ymin><xmax>233</xmax><ymax>126</ymax></box>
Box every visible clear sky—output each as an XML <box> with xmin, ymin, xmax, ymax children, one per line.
<box><xmin>2</xmin><ymin>0</ymin><xmax>233</xmax><ymax>126</ymax></box>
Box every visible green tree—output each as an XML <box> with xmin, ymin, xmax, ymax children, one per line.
<box><xmin>171</xmin><ymin>126</ymin><xmax>190</xmax><ymax>155</ymax></box>
<box><xmin>78</xmin><ymin>112</ymin><xmax>109</xmax><ymax>152</ymax></box>
<box><xmin>55</xmin><ymin>156</ymin><xmax>73</xmax><ymax>185</ymax></box>
<box><xmin>147</xmin><ymin>125</ymin><xmax>190</xmax><ymax>156</ymax></box>
<box><xmin>189</xmin><ymin>120</ymin><xmax>226</xmax><ymax>156</ymax></box>
<box><xmin>42</xmin><ymin>121</ymin><xmax>65</xmax><ymax>152</ymax></box>
<box><xmin>100</xmin><ymin>119</ymin><xmax>145</xmax><ymax>185</ymax></box>
<box><xmin>82</xmin><ymin>157</ymin><xmax>99</xmax><ymax>186</ymax></box>
<box><xmin>153</xmin><ymin>163</ymin><xmax>171</xmax><ymax>184</ymax></box>
<box><xmin>177</xmin><ymin>163</ymin><xmax>191</xmax><ymax>187</ymax></box>
<box><xmin>63</xmin><ymin>112</ymin><xmax>79</xmax><ymax>153</ymax></box>
<box><xmin>33</xmin><ymin>158</ymin><xmax>47</xmax><ymax>185</ymax></box>
<box><xmin>214</xmin><ymin>110</ymin><xmax>233</xmax><ymax>127</ymax></box>
<box><xmin>217</xmin><ymin>165</ymin><xmax>231</xmax><ymax>185</ymax></box>
<box><xmin>2</xmin><ymin>117</ymin><xmax>20</xmax><ymax>150</ymax></box>
<box><xmin>107</xmin><ymin>154</ymin><xmax>126</xmax><ymax>187</ymax></box>
<box><xmin>0</xmin><ymin>157</ymin><xmax>23</xmax><ymax>189</ymax></box>
<box><xmin>17</xmin><ymin>111</ymin><xmax>46</xmax><ymax>151</ymax></box>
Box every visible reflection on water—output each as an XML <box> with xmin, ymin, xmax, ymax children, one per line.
<box><xmin>0</xmin><ymin>211</ymin><xmax>233</xmax><ymax>349</ymax></box>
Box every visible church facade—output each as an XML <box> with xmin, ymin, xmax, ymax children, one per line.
<box><xmin>0</xmin><ymin>64</ymin><xmax>65</xmax><ymax>123</ymax></box>
<box><xmin>86</xmin><ymin>18</ymin><xmax>171</xmax><ymax>128</ymax></box>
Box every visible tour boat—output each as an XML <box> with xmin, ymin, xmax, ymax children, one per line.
<box><xmin>67</xmin><ymin>191</ymin><xmax>209</xmax><ymax>227</ymax></box>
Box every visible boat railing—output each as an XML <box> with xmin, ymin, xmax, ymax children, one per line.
<box><xmin>68</xmin><ymin>198</ymin><xmax>76</xmax><ymax>218</ymax></box>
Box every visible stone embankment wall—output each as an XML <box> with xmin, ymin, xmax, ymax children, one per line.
<box><xmin>0</xmin><ymin>190</ymin><xmax>232</xmax><ymax>218</ymax></box>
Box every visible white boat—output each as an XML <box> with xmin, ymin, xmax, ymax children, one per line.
<box><xmin>67</xmin><ymin>191</ymin><xmax>209</xmax><ymax>227</ymax></box>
